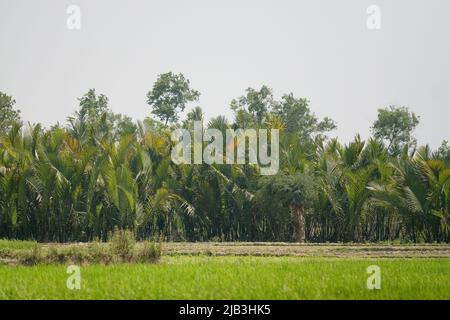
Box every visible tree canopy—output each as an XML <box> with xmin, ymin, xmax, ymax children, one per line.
<box><xmin>0</xmin><ymin>92</ymin><xmax>21</xmax><ymax>135</ymax></box>
<box><xmin>147</xmin><ymin>72</ymin><xmax>200</xmax><ymax>125</ymax></box>
<box><xmin>0</xmin><ymin>77</ymin><xmax>448</xmax><ymax>244</ymax></box>
<box><xmin>372</xmin><ymin>106</ymin><xmax>419</xmax><ymax>155</ymax></box>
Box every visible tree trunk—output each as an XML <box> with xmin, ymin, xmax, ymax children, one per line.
<box><xmin>291</xmin><ymin>205</ymin><xmax>306</xmax><ymax>243</ymax></box>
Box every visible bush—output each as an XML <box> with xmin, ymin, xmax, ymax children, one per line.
<box><xmin>39</xmin><ymin>243</ymin><xmax>113</xmax><ymax>265</ymax></box>
<box><xmin>209</xmin><ymin>236</ymin><xmax>223</xmax><ymax>242</ymax></box>
<box><xmin>109</xmin><ymin>228</ymin><xmax>135</xmax><ymax>261</ymax></box>
<box><xmin>135</xmin><ymin>241</ymin><xmax>161</xmax><ymax>263</ymax></box>
<box><xmin>7</xmin><ymin>235</ymin><xmax>160</xmax><ymax>266</ymax></box>
<box><xmin>88</xmin><ymin>241</ymin><xmax>112</xmax><ymax>264</ymax></box>
<box><xmin>46</xmin><ymin>245</ymin><xmax>68</xmax><ymax>264</ymax></box>
<box><xmin>0</xmin><ymin>248</ymin><xmax>10</xmax><ymax>257</ymax></box>
<box><xmin>66</xmin><ymin>246</ymin><xmax>90</xmax><ymax>264</ymax></box>
<box><xmin>20</xmin><ymin>244</ymin><xmax>42</xmax><ymax>265</ymax></box>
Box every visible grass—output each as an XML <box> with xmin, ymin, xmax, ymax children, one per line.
<box><xmin>0</xmin><ymin>239</ymin><xmax>37</xmax><ymax>251</ymax></box>
<box><xmin>0</xmin><ymin>240</ymin><xmax>448</xmax><ymax>300</ymax></box>
<box><xmin>0</xmin><ymin>256</ymin><xmax>449</xmax><ymax>300</ymax></box>
<box><xmin>0</xmin><ymin>236</ymin><xmax>161</xmax><ymax>265</ymax></box>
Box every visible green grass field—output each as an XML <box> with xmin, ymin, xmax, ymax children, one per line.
<box><xmin>1</xmin><ymin>256</ymin><xmax>449</xmax><ymax>300</ymax></box>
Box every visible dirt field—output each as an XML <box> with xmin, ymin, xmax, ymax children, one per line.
<box><xmin>4</xmin><ymin>241</ymin><xmax>450</xmax><ymax>261</ymax></box>
<box><xmin>160</xmin><ymin>242</ymin><xmax>450</xmax><ymax>258</ymax></box>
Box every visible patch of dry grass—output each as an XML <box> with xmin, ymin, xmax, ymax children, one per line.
<box><xmin>161</xmin><ymin>242</ymin><xmax>450</xmax><ymax>258</ymax></box>
<box><xmin>1</xmin><ymin>240</ymin><xmax>449</xmax><ymax>266</ymax></box>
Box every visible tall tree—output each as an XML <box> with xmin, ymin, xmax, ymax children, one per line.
<box><xmin>0</xmin><ymin>92</ymin><xmax>21</xmax><ymax>135</ymax></box>
<box><xmin>231</xmin><ymin>86</ymin><xmax>274</xmax><ymax>125</ymax></box>
<box><xmin>273</xmin><ymin>93</ymin><xmax>336</xmax><ymax>141</ymax></box>
<box><xmin>257</xmin><ymin>173</ymin><xmax>317</xmax><ymax>242</ymax></box>
<box><xmin>67</xmin><ymin>89</ymin><xmax>111</xmax><ymax>141</ymax></box>
<box><xmin>435</xmin><ymin>141</ymin><xmax>450</xmax><ymax>165</ymax></box>
<box><xmin>147</xmin><ymin>72</ymin><xmax>200</xmax><ymax>125</ymax></box>
<box><xmin>371</xmin><ymin>106</ymin><xmax>419</xmax><ymax>156</ymax></box>
<box><xmin>68</xmin><ymin>89</ymin><xmax>136</xmax><ymax>142</ymax></box>
<box><xmin>182</xmin><ymin>106</ymin><xmax>204</xmax><ymax>128</ymax></box>
<box><xmin>79</xmin><ymin>88</ymin><xmax>109</xmax><ymax>120</ymax></box>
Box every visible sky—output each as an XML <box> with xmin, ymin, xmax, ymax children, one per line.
<box><xmin>0</xmin><ymin>0</ymin><xmax>449</xmax><ymax>148</ymax></box>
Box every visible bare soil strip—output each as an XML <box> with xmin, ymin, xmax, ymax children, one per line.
<box><xmin>2</xmin><ymin>243</ymin><xmax>449</xmax><ymax>265</ymax></box>
<box><xmin>161</xmin><ymin>242</ymin><xmax>450</xmax><ymax>258</ymax></box>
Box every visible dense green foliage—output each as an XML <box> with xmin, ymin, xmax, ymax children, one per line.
<box><xmin>0</xmin><ymin>92</ymin><xmax>21</xmax><ymax>135</ymax></box>
<box><xmin>0</xmin><ymin>256</ymin><xmax>448</xmax><ymax>299</ymax></box>
<box><xmin>372</xmin><ymin>105</ymin><xmax>420</xmax><ymax>156</ymax></box>
<box><xmin>0</xmin><ymin>75</ymin><xmax>449</xmax><ymax>243</ymax></box>
<box><xmin>147</xmin><ymin>72</ymin><xmax>200</xmax><ymax>125</ymax></box>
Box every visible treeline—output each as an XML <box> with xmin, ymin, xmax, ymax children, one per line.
<box><xmin>0</xmin><ymin>72</ymin><xmax>449</xmax><ymax>243</ymax></box>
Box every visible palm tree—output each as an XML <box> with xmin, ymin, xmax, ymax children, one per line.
<box><xmin>256</xmin><ymin>172</ymin><xmax>317</xmax><ymax>242</ymax></box>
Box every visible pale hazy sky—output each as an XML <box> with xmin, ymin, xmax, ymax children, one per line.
<box><xmin>1</xmin><ymin>0</ymin><xmax>449</xmax><ymax>148</ymax></box>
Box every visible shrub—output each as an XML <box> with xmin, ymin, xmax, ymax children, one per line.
<box><xmin>88</xmin><ymin>241</ymin><xmax>112</xmax><ymax>264</ymax></box>
<box><xmin>109</xmin><ymin>228</ymin><xmax>135</xmax><ymax>261</ymax></box>
<box><xmin>46</xmin><ymin>245</ymin><xmax>68</xmax><ymax>264</ymax></box>
<box><xmin>209</xmin><ymin>236</ymin><xmax>222</xmax><ymax>242</ymax></box>
<box><xmin>42</xmin><ymin>243</ymin><xmax>113</xmax><ymax>265</ymax></box>
<box><xmin>0</xmin><ymin>248</ymin><xmax>10</xmax><ymax>258</ymax></box>
<box><xmin>20</xmin><ymin>244</ymin><xmax>42</xmax><ymax>265</ymax></box>
<box><xmin>66</xmin><ymin>246</ymin><xmax>90</xmax><ymax>264</ymax></box>
<box><xmin>135</xmin><ymin>241</ymin><xmax>161</xmax><ymax>263</ymax></box>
